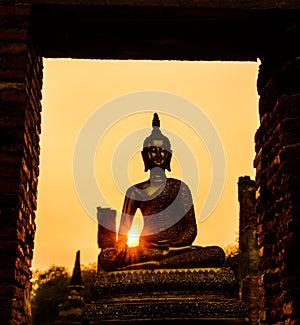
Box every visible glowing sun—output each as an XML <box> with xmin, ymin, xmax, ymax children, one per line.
<box><xmin>126</xmin><ymin>212</ymin><xmax>143</xmax><ymax>247</ymax></box>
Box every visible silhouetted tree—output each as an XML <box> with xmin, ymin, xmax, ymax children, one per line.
<box><xmin>31</xmin><ymin>265</ymin><xmax>70</xmax><ymax>325</ymax></box>
<box><xmin>81</xmin><ymin>262</ymin><xmax>97</xmax><ymax>302</ymax></box>
<box><xmin>223</xmin><ymin>235</ymin><xmax>240</xmax><ymax>280</ymax></box>
<box><xmin>31</xmin><ymin>263</ymin><xmax>97</xmax><ymax>325</ymax></box>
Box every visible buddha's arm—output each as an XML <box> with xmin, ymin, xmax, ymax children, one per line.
<box><xmin>117</xmin><ymin>188</ymin><xmax>139</xmax><ymax>244</ymax></box>
<box><xmin>172</xmin><ymin>183</ymin><xmax>197</xmax><ymax>247</ymax></box>
<box><xmin>180</xmin><ymin>205</ymin><xmax>197</xmax><ymax>245</ymax></box>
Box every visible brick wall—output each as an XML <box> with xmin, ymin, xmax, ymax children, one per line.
<box><xmin>255</xmin><ymin>57</ymin><xmax>300</xmax><ymax>324</ymax></box>
<box><xmin>238</xmin><ymin>176</ymin><xmax>261</xmax><ymax>325</ymax></box>
<box><xmin>0</xmin><ymin>2</ymin><xmax>43</xmax><ymax>324</ymax></box>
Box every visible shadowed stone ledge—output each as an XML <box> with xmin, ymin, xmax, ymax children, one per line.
<box><xmin>84</xmin><ymin>268</ymin><xmax>250</xmax><ymax>323</ymax></box>
<box><xmin>83</xmin><ymin>298</ymin><xmax>249</xmax><ymax>323</ymax></box>
<box><xmin>92</xmin><ymin>267</ymin><xmax>238</xmax><ymax>298</ymax></box>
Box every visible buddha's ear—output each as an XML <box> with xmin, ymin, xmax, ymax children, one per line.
<box><xmin>141</xmin><ymin>149</ymin><xmax>149</xmax><ymax>172</ymax></box>
<box><xmin>165</xmin><ymin>151</ymin><xmax>172</xmax><ymax>172</ymax></box>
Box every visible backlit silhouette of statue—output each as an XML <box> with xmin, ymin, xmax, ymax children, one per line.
<box><xmin>98</xmin><ymin>113</ymin><xmax>225</xmax><ymax>271</ymax></box>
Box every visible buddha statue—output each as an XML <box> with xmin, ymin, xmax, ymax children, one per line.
<box><xmin>98</xmin><ymin>113</ymin><xmax>225</xmax><ymax>272</ymax></box>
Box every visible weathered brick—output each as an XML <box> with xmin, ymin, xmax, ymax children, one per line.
<box><xmin>0</xmin><ymin>42</ymin><xmax>27</xmax><ymax>55</ymax></box>
<box><xmin>279</xmin><ymin>145</ymin><xmax>300</xmax><ymax>163</ymax></box>
<box><xmin>0</xmin><ymin>284</ymin><xmax>22</xmax><ymax>298</ymax></box>
<box><xmin>0</xmin><ymin>166</ymin><xmax>20</xmax><ymax>178</ymax></box>
<box><xmin>0</xmin><ymin>15</ymin><xmax>30</xmax><ymax>29</ymax></box>
<box><xmin>284</xmin><ymin>301</ymin><xmax>296</xmax><ymax>316</ymax></box>
<box><xmin>0</xmin><ymin>89</ymin><xmax>27</xmax><ymax>103</ymax></box>
<box><xmin>0</xmin><ymin>152</ymin><xmax>22</xmax><ymax>165</ymax></box>
<box><xmin>0</xmin><ymin>296</ymin><xmax>12</xmax><ymax>312</ymax></box>
<box><xmin>0</xmin><ymin>6</ymin><xmax>30</xmax><ymax>16</ymax></box>
<box><xmin>0</xmin><ymin>103</ymin><xmax>25</xmax><ymax>117</ymax></box>
<box><xmin>0</xmin><ymin>28</ymin><xmax>28</xmax><ymax>41</ymax></box>
<box><xmin>0</xmin><ymin>116</ymin><xmax>24</xmax><ymax>128</ymax></box>
<box><xmin>0</xmin><ymin>178</ymin><xmax>19</xmax><ymax>192</ymax></box>
<box><xmin>1</xmin><ymin>55</ymin><xmax>27</xmax><ymax>69</ymax></box>
<box><xmin>0</xmin><ymin>192</ymin><xmax>20</xmax><ymax>205</ymax></box>
<box><xmin>0</xmin><ymin>69</ymin><xmax>25</xmax><ymax>80</ymax></box>
<box><xmin>0</xmin><ymin>226</ymin><xmax>17</xmax><ymax>239</ymax></box>
<box><xmin>255</xmin><ymin>57</ymin><xmax>300</xmax><ymax>324</ymax></box>
<box><xmin>0</xmin><ymin>253</ymin><xmax>15</xmax><ymax>268</ymax></box>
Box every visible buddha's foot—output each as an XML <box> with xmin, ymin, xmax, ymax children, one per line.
<box><xmin>158</xmin><ymin>245</ymin><xmax>225</xmax><ymax>268</ymax></box>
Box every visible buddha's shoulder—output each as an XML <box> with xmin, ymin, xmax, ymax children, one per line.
<box><xmin>126</xmin><ymin>180</ymin><xmax>150</xmax><ymax>193</ymax></box>
<box><xmin>167</xmin><ymin>178</ymin><xmax>181</xmax><ymax>184</ymax></box>
<box><xmin>167</xmin><ymin>178</ymin><xmax>191</xmax><ymax>192</ymax></box>
<box><xmin>167</xmin><ymin>178</ymin><xmax>187</xmax><ymax>187</ymax></box>
<box><xmin>125</xmin><ymin>178</ymin><xmax>190</xmax><ymax>197</ymax></box>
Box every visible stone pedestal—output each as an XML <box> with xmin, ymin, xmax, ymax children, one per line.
<box><xmin>82</xmin><ymin>268</ymin><xmax>250</xmax><ymax>324</ymax></box>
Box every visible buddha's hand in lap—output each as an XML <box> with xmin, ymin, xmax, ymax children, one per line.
<box><xmin>115</xmin><ymin>240</ymin><xmax>128</xmax><ymax>255</ymax></box>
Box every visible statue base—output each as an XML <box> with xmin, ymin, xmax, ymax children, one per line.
<box><xmin>82</xmin><ymin>268</ymin><xmax>250</xmax><ymax>324</ymax></box>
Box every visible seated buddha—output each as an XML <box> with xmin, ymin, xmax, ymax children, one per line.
<box><xmin>98</xmin><ymin>113</ymin><xmax>225</xmax><ymax>272</ymax></box>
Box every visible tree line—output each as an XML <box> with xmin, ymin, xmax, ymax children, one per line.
<box><xmin>31</xmin><ymin>263</ymin><xmax>96</xmax><ymax>325</ymax></box>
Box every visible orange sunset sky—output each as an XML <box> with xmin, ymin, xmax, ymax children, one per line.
<box><xmin>32</xmin><ymin>59</ymin><xmax>260</xmax><ymax>271</ymax></box>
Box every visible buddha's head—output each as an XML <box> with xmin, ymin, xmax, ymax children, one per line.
<box><xmin>142</xmin><ymin>113</ymin><xmax>172</xmax><ymax>172</ymax></box>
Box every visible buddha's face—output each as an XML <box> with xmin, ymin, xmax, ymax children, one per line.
<box><xmin>148</xmin><ymin>140</ymin><xmax>167</xmax><ymax>167</ymax></box>
<box><xmin>142</xmin><ymin>139</ymin><xmax>172</xmax><ymax>172</ymax></box>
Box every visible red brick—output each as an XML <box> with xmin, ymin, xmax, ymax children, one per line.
<box><xmin>0</xmin><ymin>226</ymin><xmax>17</xmax><ymax>239</ymax></box>
<box><xmin>0</xmin><ymin>152</ymin><xmax>22</xmax><ymax>165</ymax></box>
<box><xmin>276</xmin><ymin>94</ymin><xmax>300</xmax><ymax>111</ymax></box>
<box><xmin>0</xmin><ymin>103</ymin><xmax>26</xmax><ymax>117</ymax></box>
<box><xmin>0</xmin><ymin>166</ymin><xmax>20</xmax><ymax>178</ymax></box>
<box><xmin>0</xmin><ymin>253</ymin><xmax>15</xmax><ymax>268</ymax></box>
<box><xmin>0</xmin><ymin>296</ymin><xmax>12</xmax><ymax>312</ymax></box>
<box><xmin>279</xmin><ymin>144</ymin><xmax>300</xmax><ymax>162</ymax></box>
<box><xmin>0</xmin><ymin>285</ymin><xmax>22</xmax><ymax>298</ymax></box>
<box><xmin>0</xmin><ymin>207</ymin><xmax>19</xmax><ymax>220</ymax></box>
<box><xmin>0</xmin><ymin>69</ymin><xmax>25</xmax><ymax>80</ymax></box>
<box><xmin>0</xmin><ymin>89</ymin><xmax>27</xmax><ymax>103</ymax></box>
<box><xmin>0</xmin><ymin>116</ymin><xmax>25</xmax><ymax>128</ymax></box>
<box><xmin>283</xmin><ymin>301</ymin><xmax>295</xmax><ymax>316</ymax></box>
<box><xmin>0</xmin><ymin>268</ymin><xmax>15</xmax><ymax>282</ymax></box>
<box><xmin>0</xmin><ymin>308</ymin><xmax>11</xmax><ymax>323</ymax></box>
<box><xmin>0</xmin><ymin>178</ymin><xmax>19</xmax><ymax>192</ymax></box>
<box><xmin>0</xmin><ymin>28</ymin><xmax>28</xmax><ymax>41</ymax></box>
<box><xmin>0</xmin><ymin>192</ymin><xmax>20</xmax><ymax>205</ymax></box>
<box><xmin>2</xmin><ymin>55</ymin><xmax>27</xmax><ymax>69</ymax></box>
<box><xmin>0</xmin><ymin>15</ymin><xmax>30</xmax><ymax>29</ymax></box>
<box><xmin>0</xmin><ymin>6</ymin><xmax>30</xmax><ymax>16</ymax></box>
<box><xmin>0</xmin><ymin>43</ymin><xmax>27</xmax><ymax>55</ymax></box>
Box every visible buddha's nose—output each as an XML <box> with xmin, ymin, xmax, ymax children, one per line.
<box><xmin>157</xmin><ymin>148</ymin><xmax>164</xmax><ymax>157</ymax></box>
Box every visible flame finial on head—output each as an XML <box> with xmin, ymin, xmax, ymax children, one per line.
<box><xmin>152</xmin><ymin>113</ymin><xmax>160</xmax><ymax>127</ymax></box>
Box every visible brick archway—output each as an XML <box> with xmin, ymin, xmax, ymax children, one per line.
<box><xmin>0</xmin><ymin>1</ymin><xmax>300</xmax><ymax>324</ymax></box>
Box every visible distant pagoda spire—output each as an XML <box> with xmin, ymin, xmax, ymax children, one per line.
<box><xmin>70</xmin><ymin>250</ymin><xmax>83</xmax><ymax>286</ymax></box>
<box><xmin>55</xmin><ymin>250</ymin><xmax>85</xmax><ymax>324</ymax></box>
